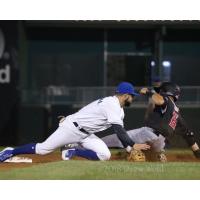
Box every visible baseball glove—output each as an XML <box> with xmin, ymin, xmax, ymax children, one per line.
<box><xmin>127</xmin><ymin>149</ymin><xmax>146</xmax><ymax>162</ymax></box>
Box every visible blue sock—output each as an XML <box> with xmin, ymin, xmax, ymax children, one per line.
<box><xmin>74</xmin><ymin>149</ymin><xmax>99</xmax><ymax>160</ymax></box>
<box><xmin>12</xmin><ymin>143</ymin><xmax>36</xmax><ymax>156</ymax></box>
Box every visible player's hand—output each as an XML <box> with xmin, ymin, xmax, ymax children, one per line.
<box><xmin>139</xmin><ymin>87</ymin><xmax>149</xmax><ymax>95</ymax></box>
<box><xmin>152</xmin><ymin>93</ymin><xmax>165</xmax><ymax>105</ymax></box>
<box><xmin>133</xmin><ymin>143</ymin><xmax>150</xmax><ymax>151</ymax></box>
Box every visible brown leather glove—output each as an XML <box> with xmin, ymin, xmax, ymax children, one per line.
<box><xmin>127</xmin><ymin>149</ymin><xmax>146</xmax><ymax>162</ymax></box>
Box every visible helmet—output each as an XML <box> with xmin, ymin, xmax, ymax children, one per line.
<box><xmin>160</xmin><ymin>82</ymin><xmax>181</xmax><ymax>101</ymax></box>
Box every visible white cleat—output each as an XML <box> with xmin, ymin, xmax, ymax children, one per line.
<box><xmin>61</xmin><ymin>148</ymin><xmax>76</xmax><ymax>160</ymax></box>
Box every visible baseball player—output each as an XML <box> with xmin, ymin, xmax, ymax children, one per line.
<box><xmin>138</xmin><ymin>82</ymin><xmax>200</xmax><ymax>158</ymax></box>
<box><xmin>0</xmin><ymin>82</ymin><xmax>150</xmax><ymax>162</ymax></box>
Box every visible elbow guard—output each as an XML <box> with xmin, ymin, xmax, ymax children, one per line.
<box><xmin>183</xmin><ymin>131</ymin><xmax>196</xmax><ymax>147</ymax></box>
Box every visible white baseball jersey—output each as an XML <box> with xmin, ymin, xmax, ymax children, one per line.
<box><xmin>69</xmin><ymin>96</ymin><xmax>124</xmax><ymax>133</ymax></box>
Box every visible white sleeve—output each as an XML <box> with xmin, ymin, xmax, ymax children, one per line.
<box><xmin>102</xmin><ymin>102</ymin><xmax>124</xmax><ymax>126</ymax></box>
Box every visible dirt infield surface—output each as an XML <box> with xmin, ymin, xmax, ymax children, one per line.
<box><xmin>0</xmin><ymin>153</ymin><xmax>60</xmax><ymax>171</ymax></box>
<box><xmin>0</xmin><ymin>150</ymin><xmax>199</xmax><ymax>171</ymax></box>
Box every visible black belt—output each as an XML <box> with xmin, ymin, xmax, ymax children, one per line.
<box><xmin>73</xmin><ymin>122</ymin><xmax>89</xmax><ymax>135</ymax></box>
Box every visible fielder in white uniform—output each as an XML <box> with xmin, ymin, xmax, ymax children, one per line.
<box><xmin>0</xmin><ymin>82</ymin><xmax>150</xmax><ymax>162</ymax></box>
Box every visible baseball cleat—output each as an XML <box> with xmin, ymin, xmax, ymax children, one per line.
<box><xmin>158</xmin><ymin>152</ymin><xmax>167</xmax><ymax>162</ymax></box>
<box><xmin>61</xmin><ymin>148</ymin><xmax>76</xmax><ymax>160</ymax></box>
<box><xmin>0</xmin><ymin>147</ymin><xmax>14</xmax><ymax>162</ymax></box>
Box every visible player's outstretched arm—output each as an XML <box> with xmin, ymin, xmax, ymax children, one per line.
<box><xmin>151</xmin><ymin>93</ymin><xmax>165</xmax><ymax>105</ymax></box>
<box><xmin>111</xmin><ymin>124</ymin><xmax>150</xmax><ymax>152</ymax></box>
<box><xmin>140</xmin><ymin>87</ymin><xmax>165</xmax><ymax>106</ymax></box>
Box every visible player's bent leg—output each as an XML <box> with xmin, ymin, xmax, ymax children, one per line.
<box><xmin>127</xmin><ymin>127</ymin><xmax>158</xmax><ymax>144</ymax></box>
<box><xmin>81</xmin><ymin>134</ymin><xmax>111</xmax><ymax>161</ymax></box>
<box><xmin>61</xmin><ymin>146</ymin><xmax>110</xmax><ymax>161</ymax></box>
<box><xmin>62</xmin><ymin>142</ymin><xmax>111</xmax><ymax>161</ymax></box>
<box><xmin>61</xmin><ymin>134</ymin><xmax>111</xmax><ymax>161</ymax></box>
<box><xmin>63</xmin><ymin>148</ymin><xmax>101</xmax><ymax>160</ymax></box>
<box><xmin>96</xmin><ymin>148</ymin><xmax>111</xmax><ymax>161</ymax></box>
<box><xmin>36</xmin><ymin>125</ymin><xmax>82</xmax><ymax>155</ymax></box>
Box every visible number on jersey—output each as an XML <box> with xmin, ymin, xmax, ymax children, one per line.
<box><xmin>169</xmin><ymin>111</ymin><xmax>178</xmax><ymax>130</ymax></box>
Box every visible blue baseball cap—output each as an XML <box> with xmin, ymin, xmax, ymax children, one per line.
<box><xmin>116</xmin><ymin>82</ymin><xmax>139</xmax><ymax>96</ymax></box>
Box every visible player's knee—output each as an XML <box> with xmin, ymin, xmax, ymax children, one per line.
<box><xmin>97</xmin><ymin>150</ymin><xmax>111</xmax><ymax>161</ymax></box>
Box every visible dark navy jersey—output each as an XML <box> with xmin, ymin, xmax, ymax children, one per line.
<box><xmin>145</xmin><ymin>96</ymin><xmax>187</xmax><ymax>137</ymax></box>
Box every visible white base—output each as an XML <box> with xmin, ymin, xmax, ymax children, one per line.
<box><xmin>4</xmin><ymin>156</ymin><xmax>32</xmax><ymax>163</ymax></box>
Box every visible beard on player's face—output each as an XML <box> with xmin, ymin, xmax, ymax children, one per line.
<box><xmin>124</xmin><ymin>95</ymin><xmax>133</xmax><ymax>107</ymax></box>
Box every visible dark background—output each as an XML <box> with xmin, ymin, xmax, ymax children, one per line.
<box><xmin>1</xmin><ymin>20</ymin><xmax>200</xmax><ymax>147</ymax></box>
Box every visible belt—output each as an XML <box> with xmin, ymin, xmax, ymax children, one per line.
<box><xmin>73</xmin><ymin>122</ymin><xmax>89</xmax><ymax>135</ymax></box>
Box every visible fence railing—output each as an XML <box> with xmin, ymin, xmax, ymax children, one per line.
<box><xmin>21</xmin><ymin>86</ymin><xmax>200</xmax><ymax>106</ymax></box>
